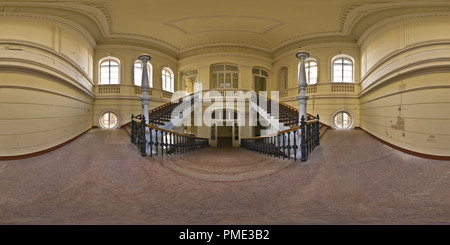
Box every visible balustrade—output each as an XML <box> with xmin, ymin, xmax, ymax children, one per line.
<box><xmin>130</xmin><ymin>115</ymin><xmax>209</xmax><ymax>157</ymax></box>
<box><xmin>241</xmin><ymin>115</ymin><xmax>320</xmax><ymax>162</ymax></box>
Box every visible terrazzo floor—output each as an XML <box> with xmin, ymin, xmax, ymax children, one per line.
<box><xmin>0</xmin><ymin>128</ymin><xmax>448</xmax><ymax>225</ymax></box>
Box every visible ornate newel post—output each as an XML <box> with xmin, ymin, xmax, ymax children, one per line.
<box><xmin>296</xmin><ymin>51</ymin><xmax>309</xmax><ymax>122</ymax></box>
<box><xmin>295</xmin><ymin>51</ymin><xmax>310</xmax><ymax>158</ymax></box>
<box><xmin>139</xmin><ymin>54</ymin><xmax>151</xmax><ymax>155</ymax></box>
<box><xmin>139</xmin><ymin>54</ymin><xmax>151</xmax><ymax>124</ymax></box>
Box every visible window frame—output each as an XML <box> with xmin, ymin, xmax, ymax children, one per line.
<box><xmin>98</xmin><ymin>57</ymin><xmax>121</xmax><ymax>85</ymax></box>
<box><xmin>210</xmin><ymin>64</ymin><xmax>239</xmax><ymax>89</ymax></box>
<box><xmin>331</xmin><ymin>55</ymin><xmax>354</xmax><ymax>83</ymax></box>
<box><xmin>99</xmin><ymin>111</ymin><xmax>119</xmax><ymax>129</ymax></box>
<box><xmin>304</xmin><ymin>58</ymin><xmax>318</xmax><ymax>85</ymax></box>
<box><xmin>162</xmin><ymin>67</ymin><xmax>174</xmax><ymax>92</ymax></box>
<box><xmin>332</xmin><ymin>110</ymin><xmax>354</xmax><ymax>129</ymax></box>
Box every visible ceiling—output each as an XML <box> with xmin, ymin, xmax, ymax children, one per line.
<box><xmin>1</xmin><ymin>0</ymin><xmax>450</xmax><ymax>56</ymax></box>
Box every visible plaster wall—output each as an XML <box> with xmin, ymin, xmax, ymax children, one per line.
<box><xmin>359</xmin><ymin>15</ymin><xmax>450</xmax><ymax>156</ymax></box>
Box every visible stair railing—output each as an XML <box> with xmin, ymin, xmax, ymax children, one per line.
<box><xmin>131</xmin><ymin>114</ymin><xmax>209</xmax><ymax>157</ymax></box>
<box><xmin>241</xmin><ymin>114</ymin><xmax>320</xmax><ymax>162</ymax></box>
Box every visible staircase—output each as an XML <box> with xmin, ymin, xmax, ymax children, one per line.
<box><xmin>250</xmin><ymin>91</ymin><xmax>329</xmax><ymax>138</ymax></box>
<box><xmin>123</xmin><ymin>92</ymin><xmax>199</xmax><ymax>134</ymax></box>
<box><xmin>242</xmin><ymin>91</ymin><xmax>330</xmax><ymax>161</ymax></box>
<box><xmin>124</xmin><ymin>90</ymin><xmax>328</xmax><ymax>161</ymax></box>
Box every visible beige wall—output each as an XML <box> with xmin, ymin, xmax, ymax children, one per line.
<box><xmin>92</xmin><ymin>45</ymin><xmax>178</xmax><ymax>127</ymax></box>
<box><xmin>0</xmin><ymin>72</ymin><xmax>93</xmax><ymax>157</ymax></box>
<box><xmin>178</xmin><ymin>52</ymin><xmax>273</xmax><ymax>92</ymax></box>
<box><xmin>359</xmin><ymin>72</ymin><xmax>450</xmax><ymax>157</ymax></box>
<box><xmin>275</xmin><ymin>43</ymin><xmax>361</xmax><ymax>129</ymax></box>
<box><xmin>359</xmin><ymin>15</ymin><xmax>450</xmax><ymax>157</ymax></box>
<box><xmin>0</xmin><ymin>14</ymin><xmax>96</xmax><ymax>157</ymax></box>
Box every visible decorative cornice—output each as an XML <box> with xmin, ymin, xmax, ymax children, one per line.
<box><xmin>360</xmin><ymin>40</ymin><xmax>450</xmax><ymax>85</ymax></box>
<box><xmin>164</xmin><ymin>15</ymin><xmax>285</xmax><ymax>35</ymax></box>
<box><xmin>0</xmin><ymin>12</ymin><xmax>97</xmax><ymax>48</ymax></box>
<box><xmin>272</xmin><ymin>1</ymin><xmax>450</xmax><ymax>55</ymax></box>
<box><xmin>0</xmin><ymin>1</ymin><xmax>111</xmax><ymax>39</ymax></box>
<box><xmin>3</xmin><ymin>1</ymin><xmax>450</xmax><ymax>58</ymax></box>
<box><xmin>0</xmin><ymin>39</ymin><xmax>94</xmax><ymax>85</ymax></box>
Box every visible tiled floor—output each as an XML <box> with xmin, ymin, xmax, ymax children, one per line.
<box><xmin>0</xmin><ymin>128</ymin><xmax>448</xmax><ymax>224</ymax></box>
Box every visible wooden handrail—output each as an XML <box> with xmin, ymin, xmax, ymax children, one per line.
<box><xmin>241</xmin><ymin>119</ymin><xmax>319</xmax><ymax>140</ymax></box>
<box><xmin>132</xmin><ymin>118</ymin><xmax>208</xmax><ymax>140</ymax></box>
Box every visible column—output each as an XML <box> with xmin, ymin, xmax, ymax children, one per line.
<box><xmin>139</xmin><ymin>54</ymin><xmax>151</xmax><ymax>124</ymax></box>
<box><xmin>296</xmin><ymin>51</ymin><xmax>309</xmax><ymax>122</ymax></box>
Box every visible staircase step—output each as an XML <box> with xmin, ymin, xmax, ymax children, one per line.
<box><xmin>123</xmin><ymin>125</ymin><xmax>132</xmax><ymax>136</ymax></box>
<box><xmin>319</xmin><ymin>126</ymin><xmax>328</xmax><ymax>138</ymax></box>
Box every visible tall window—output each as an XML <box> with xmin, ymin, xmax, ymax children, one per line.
<box><xmin>253</xmin><ymin>67</ymin><xmax>268</xmax><ymax>93</ymax></box>
<box><xmin>332</xmin><ymin>57</ymin><xmax>353</xmax><ymax>83</ymax></box>
<box><xmin>305</xmin><ymin>60</ymin><xmax>318</xmax><ymax>85</ymax></box>
<box><xmin>134</xmin><ymin>60</ymin><xmax>153</xmax><ymax>87</ymax></box>
<box><xmin>99</xmin><ymin>58</ymin><xmax>120</xmax><ymax>85</ymax></box>
<box><xmin>210</xmin><ymin>64</ymin><xmax>238</xmax><ymax>89</ymax></box>
<box><xmin>162</xmin><ymin>67</ymin><xmax>174</xmax><ymax>92</ymax></box>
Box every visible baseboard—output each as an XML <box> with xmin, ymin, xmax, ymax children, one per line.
<box><xmin>0</xmin><ymin>127</ymin><xmax>95</xmax><ymax>161</ymax></box>
<box><xmin>356</xmin><ymin>127</ymin><xmax>450</xmax><ymax>161</ymax></box>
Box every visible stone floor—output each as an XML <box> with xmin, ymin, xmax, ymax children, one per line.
<box><xmin>0</xmin><ymin>128</ymin><xmax>448</xmax><ymax>225</ymax></box>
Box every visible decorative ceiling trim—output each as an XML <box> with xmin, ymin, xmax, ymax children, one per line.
<box><xmin>178</xmin><ymin>41</ymin><xmax>271</xmax><ymax>53</ymax></box>
<box><xmin>3</xmin><ymin>1</ymin><xmax>450</xmax><ymax>58</ymax></box>
<box><xmin>0</xmin><ymin>1</ymin><xmax>112</xmax><ymax>38</ymax></box>
<box><xmin>270</xmin><ymin>1</ymin><xmax>450</xmax><ymax>53</ymax></box>
<box><xmin>357</xmin><ymin>12</ymin><xmax>450</xmax><ymax>46</ymax></box>
<box><xmin>0</xmin><ymin>12</ymin><xmax>98</xmax><ymax>48</ymax></box>
<box><xmin>164</xmin><ymin>15</ymin><xmax>285</xmax><ymax>35</ymax></box>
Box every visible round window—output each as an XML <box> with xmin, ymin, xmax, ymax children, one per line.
<box><xmin>334</xmin><ymin>111</ymin><xmax>352</xmax><ymax>129</ymax></box>
<box><xmin>100</xmin><ymin>112</ymin><xmax>118</xmax><ymax>129</ymax></box>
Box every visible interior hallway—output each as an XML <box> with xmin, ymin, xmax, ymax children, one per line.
<box><xmin>0</xmin><ymin>128</ymin><xmax>448</xmax><ymax>225</ymax></box>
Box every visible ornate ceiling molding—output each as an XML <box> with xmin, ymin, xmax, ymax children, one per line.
<box><xmin>0</xmin><ymin>1</ymin><xmax>112</xmax><ymax>38</ymax></box>
<box><xmin>271</xmin><ymin>1</ymin><xmax>450</xmax><ymax>53</ymax></box>
<box><xmin>164</xmin><ymin>15</ymin><xmax>285</xmax><ymax>35</ymax></box>
<box><xmin>2</xmin><ymin>1</ymin><xmax>450</xmax><ymax>58</ymax></box>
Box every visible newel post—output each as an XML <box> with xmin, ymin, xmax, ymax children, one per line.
<box><xmin>300</xmin><ymin>115</ymin><xmax>307</xmax><ymax>162</ymax></box>
<box><xmin>296</xmin><ymin>51</ymin><xmax>310</xmax><ymax>123</ymax></box>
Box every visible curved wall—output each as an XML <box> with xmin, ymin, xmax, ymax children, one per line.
<box><xmin>92</xmin><ymin>45</ymin><xmax>178</xmax><ymax>128</ymax></box>
<box><xmin>0</xmin><ymin>15</ymin><xmax>95</xmax><ymax>158</ymax></box>
<box><xmin>359</xmin><ymin>14</ymin><xmax>450</xmax><ymax>157</ymax></box>
<box><xmin>273</xmin><ymin>43</ymin><xmax>361</xmax><ymax>129</ymax></box>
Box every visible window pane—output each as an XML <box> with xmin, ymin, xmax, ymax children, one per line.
<box><xmin>233</xmin><ymin>73</ymin><xmax>238</xmax><ymax>88</ymax></box>
<box><xmin>334</xmin><ymin>112</ymin><xmax>351</xmax><ymax>129</ymax></box>
<box><xmin>226</xmin><ymin>65</ymin><xmax>238</xmax><ymax>71</ymax></box>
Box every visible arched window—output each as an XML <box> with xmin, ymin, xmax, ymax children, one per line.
<box><xmin>210</xmin><ymin>64</ymin><xmax>238</xmax><ymax>89</ymax></box>
<box><xmin>162</xmin><ymin>67</ymin><xmax>174</xmax><ymax>92</ymax></box>
<box><xmin>305</xmin><ymin>59</ymin><xmax>318</xmax><ymax>85</ymax></box>
<box><xmin>99</xmin><ymin>111</ymin><xmax>119</xmax><ymax>129</ymax></box>
<box><xmin>332</xmin><ymin>56</ymin><xmax>354</xmax><ymax>83</ymax></box>
<box><xmin>99</xmin><ymin>57</ymin><xmax>120</xmax><ymax>85</ymax></box>
<box><xmin>134</xmin><ymin>60</ymin><xmax>152</xmax><ymax>87</ymax></box>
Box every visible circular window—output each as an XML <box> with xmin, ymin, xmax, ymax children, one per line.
<box><xmin>100</xmin><ymin>112</ymin><xmax>118</xmax><ymax>129</ymax></box>
<box><xmin>334</xmin><ymin>111</ymin><xmax>352</xmax><ymax>129</ymax></box>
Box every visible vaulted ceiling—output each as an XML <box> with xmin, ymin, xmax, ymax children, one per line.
<box><xmin>1</xmin><ymin>0</ymin><xmax>450</xmax><ymax>57</ymax></box>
